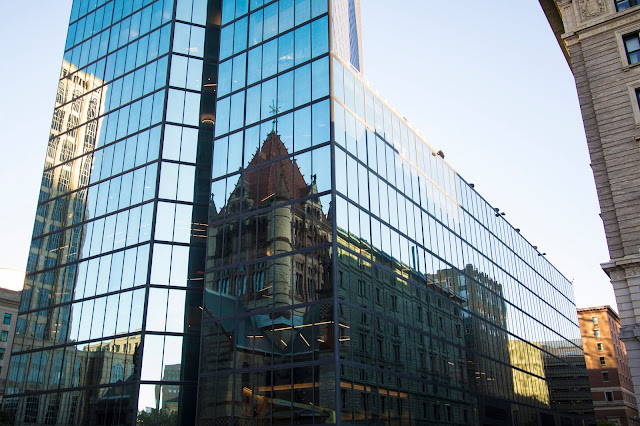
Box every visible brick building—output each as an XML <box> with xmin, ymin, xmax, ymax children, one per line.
<box><xmin>579</xmin><ymin>306</ymin><xmax>639</xmax><ymax>425</ymax></box>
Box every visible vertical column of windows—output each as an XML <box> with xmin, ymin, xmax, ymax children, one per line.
<box><xmin>200</xmin><ymin>0</ymin><xmax>332</xmax><ymax>424</ymax></box>
<box><xmin>6</xmin><ymin>2</ymin><xmax>176</xmax><ymax>425</ymax></box>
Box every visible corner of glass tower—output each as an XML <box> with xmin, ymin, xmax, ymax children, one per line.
<box><xmin>3</xmin><ymin>0</ymin><xmax>223</xmax><ymax>424</ymax></box>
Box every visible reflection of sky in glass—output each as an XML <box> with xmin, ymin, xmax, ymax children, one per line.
<box><xmin>334</xmin><ymin>54</ymin><xmax>582</xmax><ymax>345</ymax></box>
<box><xmin>6</xmin><ymin>0</ymin><xmax>211</xmax><ymax>421</ymax></box>
<box><xmin>5</xmin><ymin>0</ymin><xmax>591</xmax><ymax>422</ymax></box>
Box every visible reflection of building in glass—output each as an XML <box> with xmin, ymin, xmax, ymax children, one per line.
<box><xmin>9</xmin><ymin>0</ymin><xmax>596</xmax><ymax>424</ymax></box>
<box><xmin>205</xmin><ymin>3</ymin><xmax>597</xmax><ymax>420</ymax></box>
<box><xmin>200</xmin><ymin>131</ymin><xmax>334</xmax><ymax>423</ymax></box>
<box><xmin>439</xmin><ymin>265</ymin><xmax>518</xmax><ymax>424</ymax></box>
<box><xmin>578</xmin><ymin>306</ymin><xmax>640</xmax><ymax>426</ymax></box>
<box><xmin>154</xmin><ymin>364</ymin><xmax>181</xmax><ymax>413</ymax></box>
<box><xmin>508</xmin><ymin>340</ymin><xmax>550</xmax><ymax>406</ymax></box>
<box><xmin>540</xmin><ymin>339</ymin><xmax>595</xmax><ymax>423</ymax></box>
<box><xmin>4</xmin><ymin>1</ymin><xmax>220</xmax><ymax>424</ymax></box>
<box><xmin>18</xmin><ymin>59</ymin><xmax>106</xmax><ymax>350</ymax></box>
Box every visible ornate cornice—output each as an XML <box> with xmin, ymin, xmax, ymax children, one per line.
<box><xmin>602</xmin><ymin>255</ymin><xmax>640</xmax><ymax>280</ymax></box>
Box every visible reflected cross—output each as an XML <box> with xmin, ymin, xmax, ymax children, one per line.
<box><xmin>269</xmin><ymin>100</ymin><xmax>280</xmax><ymax>133</ymax></box>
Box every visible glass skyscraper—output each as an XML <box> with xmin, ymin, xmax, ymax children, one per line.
<box><xmin>5</xmin><ymin>0</ymin><xmax>595</xmax><ymax>425</ymax></box>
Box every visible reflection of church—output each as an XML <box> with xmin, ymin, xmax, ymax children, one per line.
<box><xmin>200</xmin><ymin>132</ymin><xmax>497</xmax><ymax>425</ymax></box>
<box><xmin>200</xmin><ymin>132</ymin><xmax>335</xmax><ymax>424</ymax></box>
<box><xmin>198</xmin><ymin>131</ymin><xmax>593</xmax><ymax>426</ymax></box>
<box><xmin>206</xmin><ymin>130</ymin><xmax>332</xmax><ymax>312</ymax></box>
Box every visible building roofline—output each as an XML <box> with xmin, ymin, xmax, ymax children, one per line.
<box><xmin>577</xmin><ymin>305</ymin><xmax>620</xmax><ymax>321</ymax></box>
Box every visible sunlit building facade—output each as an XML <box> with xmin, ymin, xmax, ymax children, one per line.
<box><xmin>4</xmin><ymin>0</ymin><xmax>218</xmax><ymax>424</ymax></box>
<box><xmin>6</xmin><ymin>0</ymin><xmax>595</xmax><ymax>425</ymax></box>
<box><xmin>200</xmin><ymin>1</ymin><xmax>594</xmax><ymax>425</ymax></box>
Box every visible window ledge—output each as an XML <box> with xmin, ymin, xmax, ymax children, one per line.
<box><xmin>623</xmin><ymin>61</ymin><xmax>640</xmax><ymax>72</ymax></box>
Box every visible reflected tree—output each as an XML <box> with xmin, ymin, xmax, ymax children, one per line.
<box><xmin>136</xmin><ymin>408</ymin><xmax>178</xmax><ymax>426</ymax></box>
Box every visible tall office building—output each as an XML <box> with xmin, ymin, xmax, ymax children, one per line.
<box><xmin>5</xmin><ymin>0</ymin><xmax>217</xmax><ymax>424</ymax></box>
<box><xmin>540</xmin><ymin>0</ymin><xmax>640</xmax><ymax>412</ymax></box>
<box><xmin>6</xmin><ymin>0</ymin><xmax>595</xmax><ymax>424</ymax></box>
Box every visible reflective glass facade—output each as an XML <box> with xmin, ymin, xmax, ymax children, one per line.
<box><xmin>5</xmin><ymin>0</ymin><xmax>220</xmax><ymax>424</ymax></box>
<box><xmin>7</xmin><ymin>0</ymin><xmax>594</xmax><ymax>425</ymax></box>
<box><xmin>199</xmin><ymin>0</ymin><xmax>594</xmax><ymax>424</ymax></box>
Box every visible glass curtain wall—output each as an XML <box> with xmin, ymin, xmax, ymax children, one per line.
<box><xmin>200</xmin><ymin>0</ymin><xmax>594</xmax><ymax>425</ymax></box>
<box><xmin>4</xmin><ymin>0</ymin><xmax>220</xmax><ymax>424</ymax></box>
<box><xmin>332</xmin><ymin>55</ymin><xmax>594</xmax><ymax>425</ymax></box>
<box><xmin>199</xmin><ymin>0</ymin><xmax>334</xmax><ymax>423</ymax></box>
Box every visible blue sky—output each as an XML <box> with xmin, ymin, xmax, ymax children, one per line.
<box><xmin>358</xmin><ymin>1</ymin><xmax>612</xmax><ymax>310</ymax></box>
<box><xmin>0</xmin><ymin>1</ymin><xmax>614</xmax><ymax>309</ymax></box>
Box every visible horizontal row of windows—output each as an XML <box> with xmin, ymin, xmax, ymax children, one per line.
<box><xmin>23</xmin><ymin>245</ymin><xmax>149</xmax><ymax>312</ymax></box>
<box><xmin>45</xmin><ymin>126</ymin><xmax>161</xmax><ymax>199</ymax></box>
<box><xmin>221</xmin><ymin>0</ymin><xmax>328</xmax><ymax>30</ymax></box>
<box><xmin>30</xmin><ymin>201</ymin><xmax>154</xmax><ymax>275</ymax></box>
<box><xmin>24</xmin><ymin>240</ymin><xmax>205</xmax><ymax>321</ymax></box>
<box><xmin>17</xmin><ymin>289</ymin><xmax>146</xmax><ymax>348</ymax></box>
<box><xmin>57</xmin><ymin>27</ymin><xmax>170</xmax><ymax>131</ymax></box>
<box><xmin>56</xmin><ymin>55</ymin><xmax>168</xmax><ymax>134</ymax></box>
<box><xmin>219</xmin><ymin>35</ymin><xmax>329</xmax><ymax>102</ymax></box>
<box><xmin>3</xmin><ymin>383</ymin><xmax>197</xmax><ymax>424</ymax></box>
<box><xmin>199</xmin><ymin>366</ymin><xmax>563</xmax><ymax>424</ymax></box>
<box><xmin>29</xmin><ymin>167</ymin><xmax>208</xmax><ymax>279</ymax></box>
<box><xmin>66</xmin><ymin>0</ymin><xmax>168</xmax><ymax>52</ymax></box>
<box><xmin>17</xmin><ymin>286</ymin><xmax>199</xmax><ymax>353</ymax></box>
<box><xmin>334</xmin><ymin>301</ymin><xmax>575</xmax><ymax>387</ymax></box>
<box><xmin>64</xmin><ymin>3</ymin><xmax>171</xmax><ymax>78</ymax></box>
<box><xmin>201</xmin><ymin>312</ymin><xmax>578</xmax><ymax>408</ymax></box>
<box><xmin>49</xmin><ymin>90</ymin><xmax>165</xmax><ymax>177</ymax></box>
<box><xmin>36</xmin><ymin>158</ymin><xmax>157</xmax><ymax>231</ymax></box>
<box><xmin>221</xmin><ymin>11</ymin><xmax>327</xmax><ymax>68</ymax></box>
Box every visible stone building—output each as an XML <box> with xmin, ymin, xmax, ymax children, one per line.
<box><xmin>540</xmin><ymin>0</ymin><xmax>640</xmax><ymax>412</ymax></box>
<box><xmin>578</xmin><ymin>306</ymin><xmax>639</xmax><ymax>425</ymax></box>
<box><xmin>0</xmin><ymin>288</ymin><xmax>20</xmax><ymax>402</ymax></box>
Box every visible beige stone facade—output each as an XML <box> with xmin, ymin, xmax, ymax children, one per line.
<box><xmin>540</xmin><ymin>0</ymin><xmax>640</xmax><ymax>414</ymax></box>
<box><xmin>0</xmin><ymin>287</ymin><xmax>20</xmax><ymax>402</ymax></box>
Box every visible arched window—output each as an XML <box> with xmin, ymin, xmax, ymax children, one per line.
<box><xmin>71</xmin><ymin>360</ymin><xmax>82</xmax><ymax>386</ymax></box>
<box><xmin>56</xmin><ymin>82</ymin><xmax>66</xmax><ymax>104</ymax></box>
<box><xmin>110</xmin><ymin>363</ymin><xmax>124</xmax><ymax>383</ymax></box>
